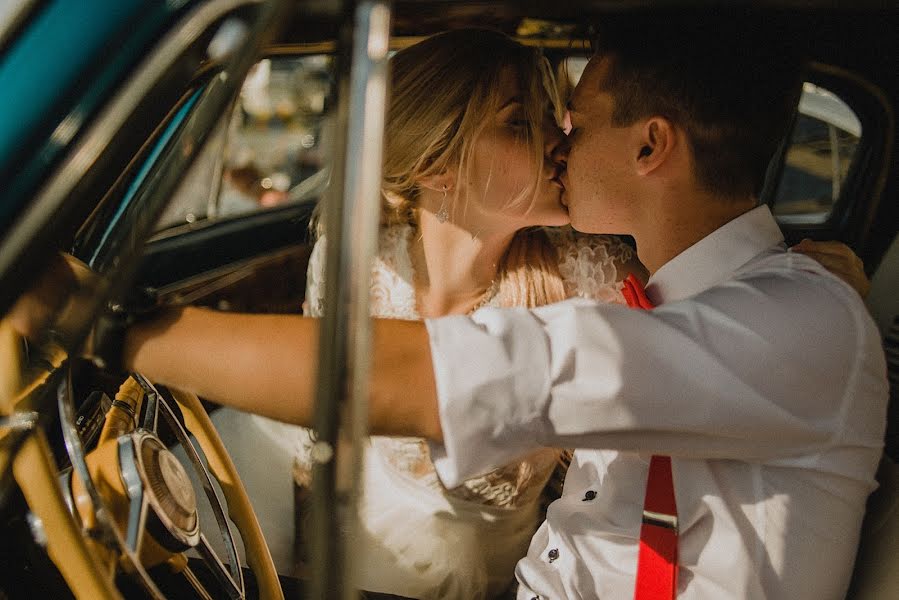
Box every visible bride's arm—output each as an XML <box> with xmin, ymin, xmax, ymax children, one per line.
<box><xmin>125</xmin><ymin>307</ymin><xmax>441</xmax><ymax>440</ymax></box>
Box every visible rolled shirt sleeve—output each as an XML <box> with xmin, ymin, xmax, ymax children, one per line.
<box><xmin>425</xmin><ymin>306</ymin><xmax>554</xmax><ymax>488</ymax></box>
<box><xmin>427</xmin><ymin>265</ymin><xmax>886</xmax><ymax>488</ymax></box>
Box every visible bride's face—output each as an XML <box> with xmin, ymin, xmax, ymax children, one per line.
<box><xmin>460</xmin><ymin>69</ymin><xmax>569</xmax><ymax>230</ymax></box>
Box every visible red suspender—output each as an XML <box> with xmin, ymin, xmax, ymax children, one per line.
<box><xmin>622</xmin><ymin>274</ymin><xmax>679</xmax><ymax>600</ymax></box>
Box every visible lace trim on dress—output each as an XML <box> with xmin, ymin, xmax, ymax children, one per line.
<box><xmin>546</xmin><ymin>226</ymin><xmax>634</xmax><ymax>305</ymax></box>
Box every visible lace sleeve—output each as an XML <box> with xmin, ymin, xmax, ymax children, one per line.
<box><xmin>304</xmin><ymin>227</ymin><xmax>418</xmax><ymax>319</ymax></box>
<box><xmin>304</xmin><ymin>235</ymin><xmax>327</xmax><ymax>317</ymax></box>
<box><xmin>548</xmin><ymin>227</ymin><xmax>638</xmax><ymax>305</ymax></box>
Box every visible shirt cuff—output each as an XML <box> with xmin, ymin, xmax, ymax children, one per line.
<box><xmin>424</xmin><ymin>307</ymin><xmax>552</xmax><ymax>488</ymax></box>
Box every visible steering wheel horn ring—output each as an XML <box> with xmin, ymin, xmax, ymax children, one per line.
<box><xmin>52</xmin><ymin>365</ymin><xmax>280</xmax><ymax>599</ymax></box>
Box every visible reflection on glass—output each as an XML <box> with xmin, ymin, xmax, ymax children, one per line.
<box><xmin>774</xmin><ymin>83</ymin><xmax>861</xmax><ymax>223</ymax></box>
<box><xmin>155</xmin><ymin>55</ymin><xmax>334</xmax><ymax>233</ymax></box>
<box><xmin>219</xmin><ymin>55</ymin><xmax>333</xmax><ymax>218</ymax></box>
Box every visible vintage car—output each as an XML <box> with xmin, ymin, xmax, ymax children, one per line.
<box><xmin>0</xmin><ymin>1</ymin><xmax>896</xmax><ymax>598</ymax></box>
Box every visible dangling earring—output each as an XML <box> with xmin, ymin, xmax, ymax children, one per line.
<box><xmin>436</xmin><ymin>185</ymin><xmax>449</xmax><ymax>223</ymax></box>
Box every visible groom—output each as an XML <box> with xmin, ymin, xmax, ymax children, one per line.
<box><xmin>379</xmin><ymin>15</ymin><xmax>887</xmax><ymax>599</ymax></box>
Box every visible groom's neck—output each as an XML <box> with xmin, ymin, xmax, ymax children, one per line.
<box><xmin>634</xmin><ymin>190</ymin><xmax>757</xmax><ymax>276</ymax></box>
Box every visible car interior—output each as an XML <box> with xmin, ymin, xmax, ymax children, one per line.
<box><xmin>0</xmin><ymin>1</ymin><xmax>897</xmax><ymax>599</ymax></box>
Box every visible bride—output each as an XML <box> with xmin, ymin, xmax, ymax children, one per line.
<box><xmin>294</xmin><ymin>29</ymin><xmax>643</xmax><ymax>599</ymax></box>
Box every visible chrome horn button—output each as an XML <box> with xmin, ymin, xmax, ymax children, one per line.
<box><xmin>156</xmin><ymin>447</ymin><xmax>197</xmax><ymax>520</ymax></box>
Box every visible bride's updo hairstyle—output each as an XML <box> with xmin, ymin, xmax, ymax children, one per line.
<box><xmin>381</xmin><ymin>28</ymin><xmax>567</xmax><ymax>309</ymax></box>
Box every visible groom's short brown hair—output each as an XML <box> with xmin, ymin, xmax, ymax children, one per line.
<box><xmin>591</xmin><ymin>11</ymin><xmax>806</xmax><ymax>199</ymax></box>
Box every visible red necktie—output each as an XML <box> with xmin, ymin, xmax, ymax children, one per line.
<box><xmin>622</xmin><ymin>274</ymin><xmax>679</xmax><ymax>600</ymax></box>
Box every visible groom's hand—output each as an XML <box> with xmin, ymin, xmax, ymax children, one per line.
<box><xmin>790</xmin><ymin>239</ymin><xmax>869</xmax><ymax>298</ymax></box>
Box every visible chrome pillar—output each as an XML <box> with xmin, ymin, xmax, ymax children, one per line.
<box><xmin>308</xmin><ymin>1</ymin><xmax>391</xmax><ymax>598</ymax></box>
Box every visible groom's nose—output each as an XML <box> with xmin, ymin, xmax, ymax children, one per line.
<box><xmin>549</xmin><ymin>132</ymin><xmax>570</xmax><ymax>169</ymax></box>
<box><xmin>544</xmin><ymin>118</ymin><xmax>568</xmax><ymax>164</ymax></box>
<box><xmin>562</xmin><ymin>110</ymin><xmax>572</xmax><ymax>135</ymax></box>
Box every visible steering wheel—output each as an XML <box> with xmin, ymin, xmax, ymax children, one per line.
<box><xmin>0</xmin><ymin>319</ymin><xmax>283</xmax><ymax>599</ymax></box>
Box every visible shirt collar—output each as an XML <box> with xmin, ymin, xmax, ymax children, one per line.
<box><xmin>645</xmin><ymin>205</ymin><xmax>785</xmax><ymax>305</ymax></box>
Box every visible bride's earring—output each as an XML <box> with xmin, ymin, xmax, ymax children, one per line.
<box><xmin>436</xmin><ymin>185</ymin><xmax>449</xmax><ymax>223</ymax></box>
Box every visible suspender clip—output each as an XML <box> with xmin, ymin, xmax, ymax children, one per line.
<box><xmin>642</xmin><ymin>509</ymin><xmax>679</xmax><ymax>533</ymax></box>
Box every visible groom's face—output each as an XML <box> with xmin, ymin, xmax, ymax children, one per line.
<box><xmin>561</xmin><ymin>56</ymin><xmax>642</xmax><ymax>235</ymax></box>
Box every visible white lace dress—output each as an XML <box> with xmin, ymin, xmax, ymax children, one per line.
<box><xmin>298</xmin><ymin>224</ymin><xmax>634</xmax><ymax>599</ymax></box>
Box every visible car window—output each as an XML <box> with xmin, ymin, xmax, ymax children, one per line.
<box><xmin>156</xmin><ymin>54</ymin><xmax>333</xmax><ymax>231</ymax></box>
<box><xmin>771</xmin><ymin>83</ymin><xmax>862</xmax><ymax>224</ymax></box>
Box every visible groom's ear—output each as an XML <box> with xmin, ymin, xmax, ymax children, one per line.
<box><xmin>634</xmin><ymin>117</ymin><xmax>676</xmax><ymax>176</ymax></box>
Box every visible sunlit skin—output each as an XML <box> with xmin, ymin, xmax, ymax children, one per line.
<box><xmin>560</xmin><ymin>58</ymin><xmax>646</xmax><ymax>235</ymax></box>
<box><xmin>431</xmin><ymin>70</ymin><xmax>568</xmax><ymax>231</ymax></box>
<box><xmin>561</xmin><ymin>56</ymin><xmax>756</xmax><ymax>274</ymax></box>
<box><xmin>404</xmin><ymin>67</ymin><xmax>568</xmax><ymax>316</ymax></box>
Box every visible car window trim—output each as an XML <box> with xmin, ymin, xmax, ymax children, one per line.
<box><xmin>765</xmin><ymin>62</ymin><xmax>894</xmax><ymax>249</ymax></box>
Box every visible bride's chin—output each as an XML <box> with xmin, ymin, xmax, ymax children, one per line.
<box><xmin>520</xmin><ymin>197</ymin><xmax>571</xmax><ymax>227</ymax></box>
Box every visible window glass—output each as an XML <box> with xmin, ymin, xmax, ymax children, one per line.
<box><xmin>773</xmin><ymin>83</ymin><xmax>861</xmax><ymax>223</ymax></box>
<box><xmin>219</xmin><ymin>55</ymin><xmax>332</xmax><ymax>217</ymax></box>
<box><xmin>155</xmin><ymin>107</ymin><xmax>228</xmax><ymax>230</ymax></box>
<box><xmin>156</xmin><ymin>54</ymin><xmax>333</xmax><ymax>232</ymax></box>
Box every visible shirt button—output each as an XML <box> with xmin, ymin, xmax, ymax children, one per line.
<box><xmin>548</xmin><ymin>548</ymin><xmax>559</xmax><ymax>563</ymax></box>
<box><xmin>582</xmin><ymin>490</ymin><xmax>597</xmax><ymax>501</ymax></box>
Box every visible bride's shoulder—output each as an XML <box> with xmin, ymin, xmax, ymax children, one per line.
<box><xmin>543</xmin><ymin>226</ymin><xmax>645</xmax><ymax>300</ymax></box>
<box><xmin>306</xmin><ymin>223</ymin><xmax>413</xmax><ymax>286</ymax></box>
<box><xmin>545</xmin><ymin>226</ymin><xmax>636</xmax><ymax>270</ymax></box>
<box><xmin>313</xmin><ymin>224</ymin><xmax>411</xmax><ymax>269</ymax></box>
<box><xmin>370</xmin><ymin>223</ymin><xmax>418</xmax><ymax>318</ymax></box>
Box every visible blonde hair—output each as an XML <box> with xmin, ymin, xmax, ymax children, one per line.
<box><xmin>320</xmin><ymin>29</ymin><xmax>568</xmax><ymax>309</ymax></box>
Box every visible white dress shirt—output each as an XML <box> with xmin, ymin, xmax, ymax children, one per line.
<box><xmin>425</xmin><ymin>206</ymin><xmax>888</xmax><ymax>599</ymax></box>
